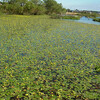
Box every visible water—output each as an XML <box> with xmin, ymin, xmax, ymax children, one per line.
<box><xmin>96</xmin><ymin>17</ymin><xmax>100</xmax><ymax>18</ymax></box>
<box><xmin>65</xmin><ymin>16</ymin><xmax>100</xmax><ymax>25</ymax></box>
<box><xmin>75</xmin><ymin>16</ymin><xmax>100</xmax><ymax>25</ymax></box>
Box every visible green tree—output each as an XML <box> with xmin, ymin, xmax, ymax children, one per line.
<box><xmin>0</xmin><ymin>0</ymin><xmax>65</xmax><ymax>15</ymax></box>
<box><xmin>23</xmin><ymin>1</ymin><xmax>35</xmax><ymax>14</ymax></box>
<box><xmin>9</xmin><ymin>0</ymin><xmax>27</xmax><ymax>6</ymax></box>
<box><xmin>29</xmin><ymin>0</ymin><xmax>41</xmax><ymax>5</ymax></box>
<box><xmin>43</xmin><ymin>0</ymin><xmax>63</xmax><ymax>14</ymax></box>
<box><xmin>23</xmin><ymin>1</ymin><xmax>46</xmax><ymax>15</ymax></box>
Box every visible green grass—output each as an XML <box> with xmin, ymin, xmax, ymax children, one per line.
<box><xmin>0</xmin><ymin>15</ymin><xmax>100</xmax><ymax>100</ymax></box>
<box><xmin>78</xmin><ymin>13</ymin><xmax>98</xmax><ymax>18</ymax></box>
<box><xmin>62</xmin><ymin>15</ymin><xmax>80</xmax><ymax>20</ymax></box>
<box><xmin>50</xmin><ymin>14</ymin><xmax>80</xmax><ymax>20</ymax></box>
<box><xmin>0</xmin><ymin>11</ymin><xmax>5</xmax><ymax>15</ymax></box>
<box><xmin>93</xmin><ymin>18</ymin><xmax>100</xmax><ymax>22</ymax></box>
<box><xmin>50</xmin><ymin>14</ymin><xmax>61</xmax><ymax>19</ymax></box>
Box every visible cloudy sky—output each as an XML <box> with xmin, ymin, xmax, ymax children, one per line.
<box><xmin>56</xmin><ymin>0</ymin><xmax>100</xmax><ymax>11</ymax></box>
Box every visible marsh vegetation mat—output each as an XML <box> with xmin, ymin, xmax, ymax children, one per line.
<box><xmin>0</xmin><ymin>15</ymin><xmax>100</xmax><ymax>100</ymax></box>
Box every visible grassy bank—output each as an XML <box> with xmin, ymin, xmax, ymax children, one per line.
<box><xmin>78</xmin><ymin>13</ymin><xmax>99</xmax><ymax>18</ymax></box>
<box><xmin>62</xmin><ymin>15</ymin><xmax>80</xmax><ymax>20</ymax></box>
<box><xmin>50</xmin><ymin>14</ymin><xmax>80</xmax><ymax>20</ymax></box>
<box><xmin>93</xmin><ymin>18</ymin><xmax>100</xmax><ymax>22</ymax></box>
<box><xmin>0</xmin><ymin>15</ymin><xmax>100</xmax><ymax>100</ymax></box>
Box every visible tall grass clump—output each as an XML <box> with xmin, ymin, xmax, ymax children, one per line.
<box><xmin>93</xmin><ymin>18</ymin><xmax>100</xmax><ymax>22</ymax></box>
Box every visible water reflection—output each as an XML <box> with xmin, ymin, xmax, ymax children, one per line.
<box><xmin>75</xmin><ymin>16</ymin><xmax>100</xmax><ymax>25</ymax></box>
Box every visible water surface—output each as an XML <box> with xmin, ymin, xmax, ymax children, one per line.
<box><xmin>64</xmin><ymin>16</ymin><xmax>100</xmax><ymax>25</ymax></box>
<box><xmin>75</xmin><ymin>16</ymin><xmax>100</xmax><ymax>25</ymax></box>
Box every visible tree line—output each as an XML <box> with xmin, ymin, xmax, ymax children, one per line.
<box><xmin>0</xmin><ymin>0</ymin><xmax>66</xmax><ymax>15</ymax></box>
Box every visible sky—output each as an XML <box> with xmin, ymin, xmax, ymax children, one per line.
<box><xmin>56</xmin><ymin>0</ymin><xmax>100</xmax><ymax>11</ymax></box>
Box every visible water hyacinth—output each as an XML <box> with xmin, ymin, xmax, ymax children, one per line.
<box><xmin>0</xmin><ymin>15</ymin><xmax>100</xmax><ymax>100</ymax></box>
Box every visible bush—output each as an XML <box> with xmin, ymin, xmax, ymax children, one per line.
<box><xmin>79</xmin><ymin>13</ymin><xmax>97</xmax><ymax>18</ymax></box>
<box><xmin>93</xmin><ymin>18</ymin><xmax>100</xmax><ymax>22</ymax></box>
<box><xmin>0</xmin><ymin>0</ymin><xmax>66</xmax><ymax>15</ymax></box>
<box><xmin>50</xmin><ymin>14</ymin><xmax>61</xmax><ymax>19</ymax></box>
<box><xmin>34</xmin><ymin>6</ymin><xmax>46</xmax><ymax>15</ymax></box>
<box><xmin>0</xmin><ymin>11</ymin><xmax>4</xmax><ymax>15</ymax></box>
<box><xmin>62</xmin><ymin>15</ymin><xmax>80</xmax><ymax>20</ymax></box>
<box><xmin>23</xmin><ymin>2</ymin><xmax>46</xmax><ymax>15</ymax></box>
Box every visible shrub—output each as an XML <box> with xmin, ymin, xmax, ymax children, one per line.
<box><xmin>93</xmin><ymin>18</ymin><xmax>100</xmax><ymax>22</ymax></box>
<box><xmin>62</xmin><ymin>15</ymin><xmax>80</xmax><ymax>20</ymax></box>
<box><xmin>50</xmin><ymin>14</ymin><xmax>61</xmax><ymax>19</ymax></box>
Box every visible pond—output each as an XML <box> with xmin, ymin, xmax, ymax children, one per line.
<box><xmin>65</xmin><ymin>16</ymin><xmax>100</xmax><ymax>25</ymax></box>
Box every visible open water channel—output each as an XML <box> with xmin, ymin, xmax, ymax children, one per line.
<box><xmin>65</xmin><ymin>16</ymin><xmax>100</xmax><ymax>25</ymax></box>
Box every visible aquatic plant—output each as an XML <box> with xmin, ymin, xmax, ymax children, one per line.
<box><xmin>0</xmin><ymin>15</ymin><xmax>100</xmax><ymax>100</ymax></box>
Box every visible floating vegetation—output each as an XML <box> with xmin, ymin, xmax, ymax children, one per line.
<box><xmin>0</xmin><ymin>15</ymin><xmax>100</xmax><ymax>100</ymax></box>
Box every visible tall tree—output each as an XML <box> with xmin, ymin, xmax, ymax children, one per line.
<box><xmin>43</xmin><ymin>0</ymin><xmax>63</xmax><ymax>14</ymax></box>
<box><xmin>9</xmin><ymin>0</ymin><xmax>27</xmax><ymax>6</ymax></box>
<box><xmin>29</xmin><ymin>0</ymin><xmax>41</xmax><ymax>5</ymax></box>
